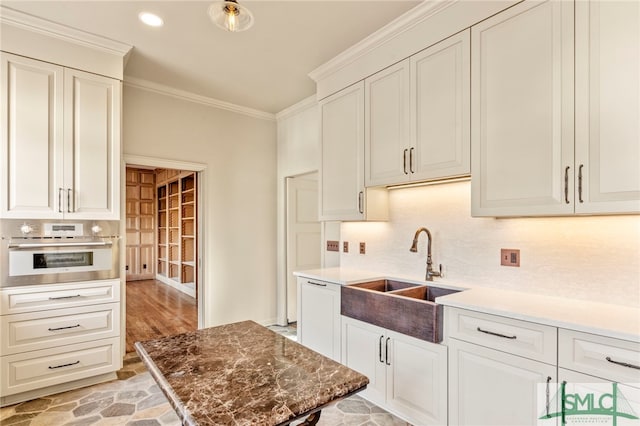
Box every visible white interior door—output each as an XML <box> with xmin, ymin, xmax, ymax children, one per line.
<box><xmin>286</xmin><ymin>174</ymin><xmax>321</xmax><ymax>322</ymax></box>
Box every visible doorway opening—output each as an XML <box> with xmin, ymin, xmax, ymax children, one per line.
<box><xmin>286</xmin><ymin>172</ymin><xmax>321</xmax><ymax>324</ymax></box>
<box><xmin>124</xmin><ymin>165</ymin><xmax>200</xmax><ymax>352</ymax></box>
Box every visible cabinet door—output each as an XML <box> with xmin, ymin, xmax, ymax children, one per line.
<box><xmin>386</xmin><ymin>330</ymin><xmax>448</xmax><ymax>426</ymax></box>
<box><xmin>471</xmin><ymin>0</ymin><xmax>575</xmax><ymax>217</ymax></box>
<box><xmin>411</xmin><ymin>30</ymin><xmax>470</xmax><ymax>183</ymax></box>
<box><xmin>0</xmin><ymin>53</ymin><xmax>64</xmax><ymax>219</ymax></box>
<box><xmin>319</xmin><ymin>82</ymin><xmax>365</xmax><ymax>220</ymax></box>
<box><xmin>297</xmin><ymin>278</ymin><xmax>341</xmax><ymax>361</ymax></box>
<box><xmin>449</xmin><ymin>338</ymin><xmax>557</xmax><ymax>426</ymax></box>
<box><xmin>341</xmin><ymin>316</ymin><xmax>386</xmax><ymax>406</ymax></box>
<box><xmin>559</xmin><ymin>368</ymin><xmax>640</xmax><ymax>421</ymax></box>
<box><xmin>125</xmin><ymin>246</ymin><xmax>139</xmax><ymax>279</ymax></box>
<box><xmin>365</xmin><ymin>59</ymin><xmax>410</xmax><ymax>187</ymax></box>
<box><xmin>575</xmin><ymin>0</ymin><xmax>640</xmax><ymax>214</ymax></box>
<box><xmin>139</xmin><ymin>245</ymin><xmax>155</xmax><ymax>279</ymax></box>
<box><xmin>64</xmin><ymin>69</ymin><xmax>121</xmax><ymax>220</ymax></box>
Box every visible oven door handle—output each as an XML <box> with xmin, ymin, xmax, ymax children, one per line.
<box><xmin>8</xmin><ymin>241</ymin><xmax>113</xmax><ymax>249</ymax></box>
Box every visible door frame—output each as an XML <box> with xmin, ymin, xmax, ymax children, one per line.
<box><xmin>285</xmin><ymin>172</ymin><xmax>321</xmax><ymax>323</ymax></box>
<box><xmin>122</xmin><ymin>154</ymin><xmax>206</xmax><ymax>353</ymax></box>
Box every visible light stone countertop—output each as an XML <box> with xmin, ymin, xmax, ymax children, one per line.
<box><xmin>294</xmin><ymin>267</ymin><xmax>640</xmax><ymax>343</ymax></box>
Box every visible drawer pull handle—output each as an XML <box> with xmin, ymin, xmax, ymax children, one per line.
<box><xmin>545</xmin><ymin>376</ymin><xmax>552</xmax><ymax>418</ymax></box>
<box><xmin>409</xmin><ymin>147</ymin><xmax>415</xmax><ymax>173</ymax></box>
<box><xmin>561</xmin><ymin>381</ymin><xmax>567</xmax><ymax>425</ymax></box>
<box><xmin>48</xmin><ymin>360</ymin><xmax>80</xmax><ymax>370</ymax></box>
<box><xmin>403</xmin><ymin>149</ymin><xmax>409</xmax><ymax>174</ymax></box>
<box><xmin>606</xmin><ymin>356</ymin><xmax>640</xmax><ymax>370</ymax></box>
<box><xmin>564</xmin><ymin>166</ymin><xmax>570</xmax><ymax>204</ymax></box>
<box><xmin>307</xmin><ymin>281</ymin><xmax>326</xmax><ymax>287</ymax></box>
<box><xmin>48</xmin><ymin>324</ymin><xmax>81</xmax><ymax>332</ymax></box>
<box><xmin>476</xmin><ymin>327</ymin><xmax>517</xmax><ymax>340</ymax></box>
<box><xmin>385</xmin><ymin>337</ymin><xmax>391</xmax><ymax>366</ymax></box>
<box><xmin>379</xmin><ymin>336</ymin><xmax>384</xmax><ymax>363</ymax></box>
<box><xmin>48</xmin><ymin>295</ymin><xmax>82</xmax><ymax>300</ymax></box>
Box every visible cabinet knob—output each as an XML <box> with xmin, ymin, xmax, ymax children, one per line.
<box><xmin>20</xmin><ymin>224</ymin><xmax>33</xmax><ymax>235</ymax></box>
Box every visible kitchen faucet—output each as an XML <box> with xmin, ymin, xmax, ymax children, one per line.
<box><xmin>409</xmin><ymin>227</ymin><xmax>443</xmax><ymax>281</ymax></box>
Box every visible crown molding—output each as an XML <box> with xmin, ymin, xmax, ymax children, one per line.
<box><xmin>0</xmin><ymin>6</ymin><xmax>132</xmax><ymax>58</ymax></box>
<box><xmin>308</xmin><ymin>0</ymin><xmax>456</xmax><ymax>83</ymax></box>
<box><xmin>275</xmin><ymin>94</ymin><xmax>317</xmax><ymax>121</ymax></box>
<box><xmin>124</xmin><ymin>77</ymin><xmax>276</xmax><ymax>122</ymax></box>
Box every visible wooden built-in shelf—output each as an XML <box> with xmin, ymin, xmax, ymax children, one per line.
<box><xmin>156</xmin><ymin>170</ymin><xmax>198</xmax><ymax>298</ymax></box>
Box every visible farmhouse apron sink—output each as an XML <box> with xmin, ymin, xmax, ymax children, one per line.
<box><xmin>341</xmin><ymin>280</ymin><xmax>461</xmax><ymax>343</ymax></box>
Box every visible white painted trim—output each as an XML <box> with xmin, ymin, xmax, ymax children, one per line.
<box><xmin>275</xmin><ymin>95</ymin><xmax>317</xmax><ymax>121</ymax></box>
<box><xmin>124</xmin><ymin>155</ymin><xmax>206</xmax><ymax>172</ymax></box>
<box><xmin>156</xmin><ymin>274</ymin><xmax>196</xmax><ymax>299</ymax></box>
<box><xmin>0</xmin><ymin>6</ymin><xmax>132</xmax><ymax>57</ymax></box>
<box><xmin>308</xmin><ymin>0</ymin><xmax>456</xmax><ymax>82</ymax></box>
<box><xmin>124</xmin><ymin>77</ymin><xmax>276</xmax><ymax>121</ymax></box>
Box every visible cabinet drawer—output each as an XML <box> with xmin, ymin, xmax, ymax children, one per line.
<box><xmin>1</xmin><ymin>337</ymin><xmax>120</xmax><ymax>396</ymax></box>
<box><xmin>1</xmin><ymin>303</ymin><xmax>120</xmax><ymax>355</ymax></box>
<box><xmin>1</xmin><ymin>280</ymin><xmax>120</xmax><ymax>315</ymax></box>
<box><xmin>446</xmin><ymin>307</ymin><xmax>557</xmax><ymax>364</ymax></box>
<box><xmin>559</xmin><ymin>329</ymin><xmax>640</xmax><ymax>385</ymax></box>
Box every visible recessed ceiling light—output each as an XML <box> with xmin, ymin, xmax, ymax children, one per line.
<box><xmin>139</xmin><ymin>12</ymin><xmax>164</xmax><ymax>27</ymax></box>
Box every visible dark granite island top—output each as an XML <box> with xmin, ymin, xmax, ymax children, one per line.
<box><xmin>134</xmin><ymin>320</ymin><xmax>369</xmax><ymax>425</ymax></box>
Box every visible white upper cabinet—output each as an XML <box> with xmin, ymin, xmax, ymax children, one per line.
<box><xmin>1</xmin><ymin>53</ymin><xmax>121</xmax><ymax>220</ymax></box>
<box><xmin>320</xmin><ymin>82</ymin><xmax>388</xmax><ymax>221</ymax></box>
<box><xmin>1</xmin><ymin>54</ymin><xmax>64</xmax><ymax>218</ymax></box>
<box><xmin>365</xmin><ymin>59</ymin><xmax>411</xmax><ymax>187</ymax></box>
<box><xmin>472</xmin><ymin>0</ymin><xmax>639</xmax><ymax>217</ymax></box>
<box><xmin>471</xmin><ymin>0</ymin><xmax>575</xmax><ymax>217</ymax></box>
<box><xmin>411</xmin><ymin>30</ymin><xmax>470</xmax><ymax>183</ymax></box>
<box><xmin>64</xmin><ymin>69</ymin><xmax>121</xmax><ymax>220</ymax></box>
<box><xmin>365</xmin><ymin>31</ymin><xmax>470</xmax><ymax>188</ymax></box>
<box><xmin>574</xmin><ymin>0</ymin><xmax>640</xmax><ymax>214</ymax></box>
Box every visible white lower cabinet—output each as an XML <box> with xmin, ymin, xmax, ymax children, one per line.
<box><xmin>296</xmin><ymin>277</ymin><xmax>341</xmax><ymax>361</ymax></box>
<box><xmin>558</xmin><ymin>329</ymin><xmax>640</xmax><ymax>386</ymax></box>
<box><xmin>1</xmin><ymin>337</ymin><xmax>120</xmax><ymax>397</ymax></box>
<box><xmin>342</xmin><ymin>316</ymin><xmax>447</xmax><ymax>425</ymax></box>
<box><xmin>446</xmin><ymin>307</ymin><xmax>558</xmax><ymax>426</ymax></box>
<box><xmin>0</xmin><ymin>280</ymin><xmax>121</xmax><ymax>406</ymax></box>
<box><xmin>448</xmin><ymin>338</ymin><xmax>557</xmax><ymax>426</ymax></box>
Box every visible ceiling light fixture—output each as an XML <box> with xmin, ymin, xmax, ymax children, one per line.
<box><xmin>139</xmin><ymin>12</ymin><xmax>164</xmax><ymax>27</ymax></box>
<box><xmin>208</xmin><ymin>0</ymin><xmax>254</xmax><ymax>33</ymax></box>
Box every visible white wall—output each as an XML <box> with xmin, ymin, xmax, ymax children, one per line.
<box><xmin>123</xmin><ymin>85</ymin><xmax>278</xmax><ymax>326</ymax></box>
<box><xmin>340</xmin><ymin>181</ymin><xmax>640</xmax><ymax>308</ymax></box>
<box><xmin>275</xmin><ymin>96</ymin><xmax>320</xmax><ymax>324</ymax></box>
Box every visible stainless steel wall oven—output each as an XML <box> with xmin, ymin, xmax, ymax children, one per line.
<box><xmin>1</xmin><ymin>220</ymin><xmax>120</xmax><ymax>287</ymax></box>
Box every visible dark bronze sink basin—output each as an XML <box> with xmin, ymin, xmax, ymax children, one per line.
<box><xmin>348</xmin><ymin>279</ymin><xmax>418</xmax><ymax>292</ymax></box>
<box><xmin>341</xmin><ymin>280</ymin><xmax>460</xmax><ymax>343</ymax></box>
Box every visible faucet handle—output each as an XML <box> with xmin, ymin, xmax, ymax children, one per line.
<box><xmin>433</xmin><ymin>264</ymin><xmax>444</xmax><ymax>279</ymax></box>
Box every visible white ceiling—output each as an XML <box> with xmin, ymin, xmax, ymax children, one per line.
<box><xmin>2</xmin><ymin>1</ymin><xmax>422</xmax><ymax>114</ymax></box>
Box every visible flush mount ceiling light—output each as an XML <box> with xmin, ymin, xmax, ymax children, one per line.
<box><xmin>139</xmin><ymin>12</ymin><xmax>164</xmax><ymax>27</ymax></box>
<box><xmin>208</xmin><ymin>0</ymin><xmax>254</xmax><ymax>32</ymax></box>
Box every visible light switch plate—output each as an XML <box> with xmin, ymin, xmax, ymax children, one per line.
<box><xmin>343</xmin><ymin>241</ymin><xmax>349</xmax><ymax>253</ymax></box>
<box><xmin>359</xmin><ymin>242</ymin><xmax>366</xmax><ymax>254</ymax></box>
<box><xmin>501</xmin><ymin>249</ymin><xmax>520</xmax><ymax>267</ymax></box>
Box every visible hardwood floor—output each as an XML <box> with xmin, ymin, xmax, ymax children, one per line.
<box><xmin>126</xmin><ymin>279</ymin><xmax>198</xmax><ymax>353</ymax></box>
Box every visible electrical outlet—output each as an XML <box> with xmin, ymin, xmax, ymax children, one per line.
<box><xmin>326</xmin><ymin>240</ymin><xmax>339</xmax><ymax>252</ymax></box>
<box><xmin>359</xmin><ymin>242</ymin><xmax>366</xmax><ymax>254</ymax></box>
<box><xmin>500</xmin><ymin>249</ymin><xmax>520</xmax><ymax>267</ymax></box>
<box><xmin>343</xmin><ymin>241</ymin><xmax>349</xmax><ymax>253</ymax></box>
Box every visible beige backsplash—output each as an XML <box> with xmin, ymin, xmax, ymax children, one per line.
<box><xmin>340</xmin><ymin>181</ymin><xmax>640</xmax><ymax>308</ymax></box>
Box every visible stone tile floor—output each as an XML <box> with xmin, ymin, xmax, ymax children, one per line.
<box><xmin>1</xmin><ymin>325</ymin><xmax>411</xmax><ymax>426</ymax></box>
